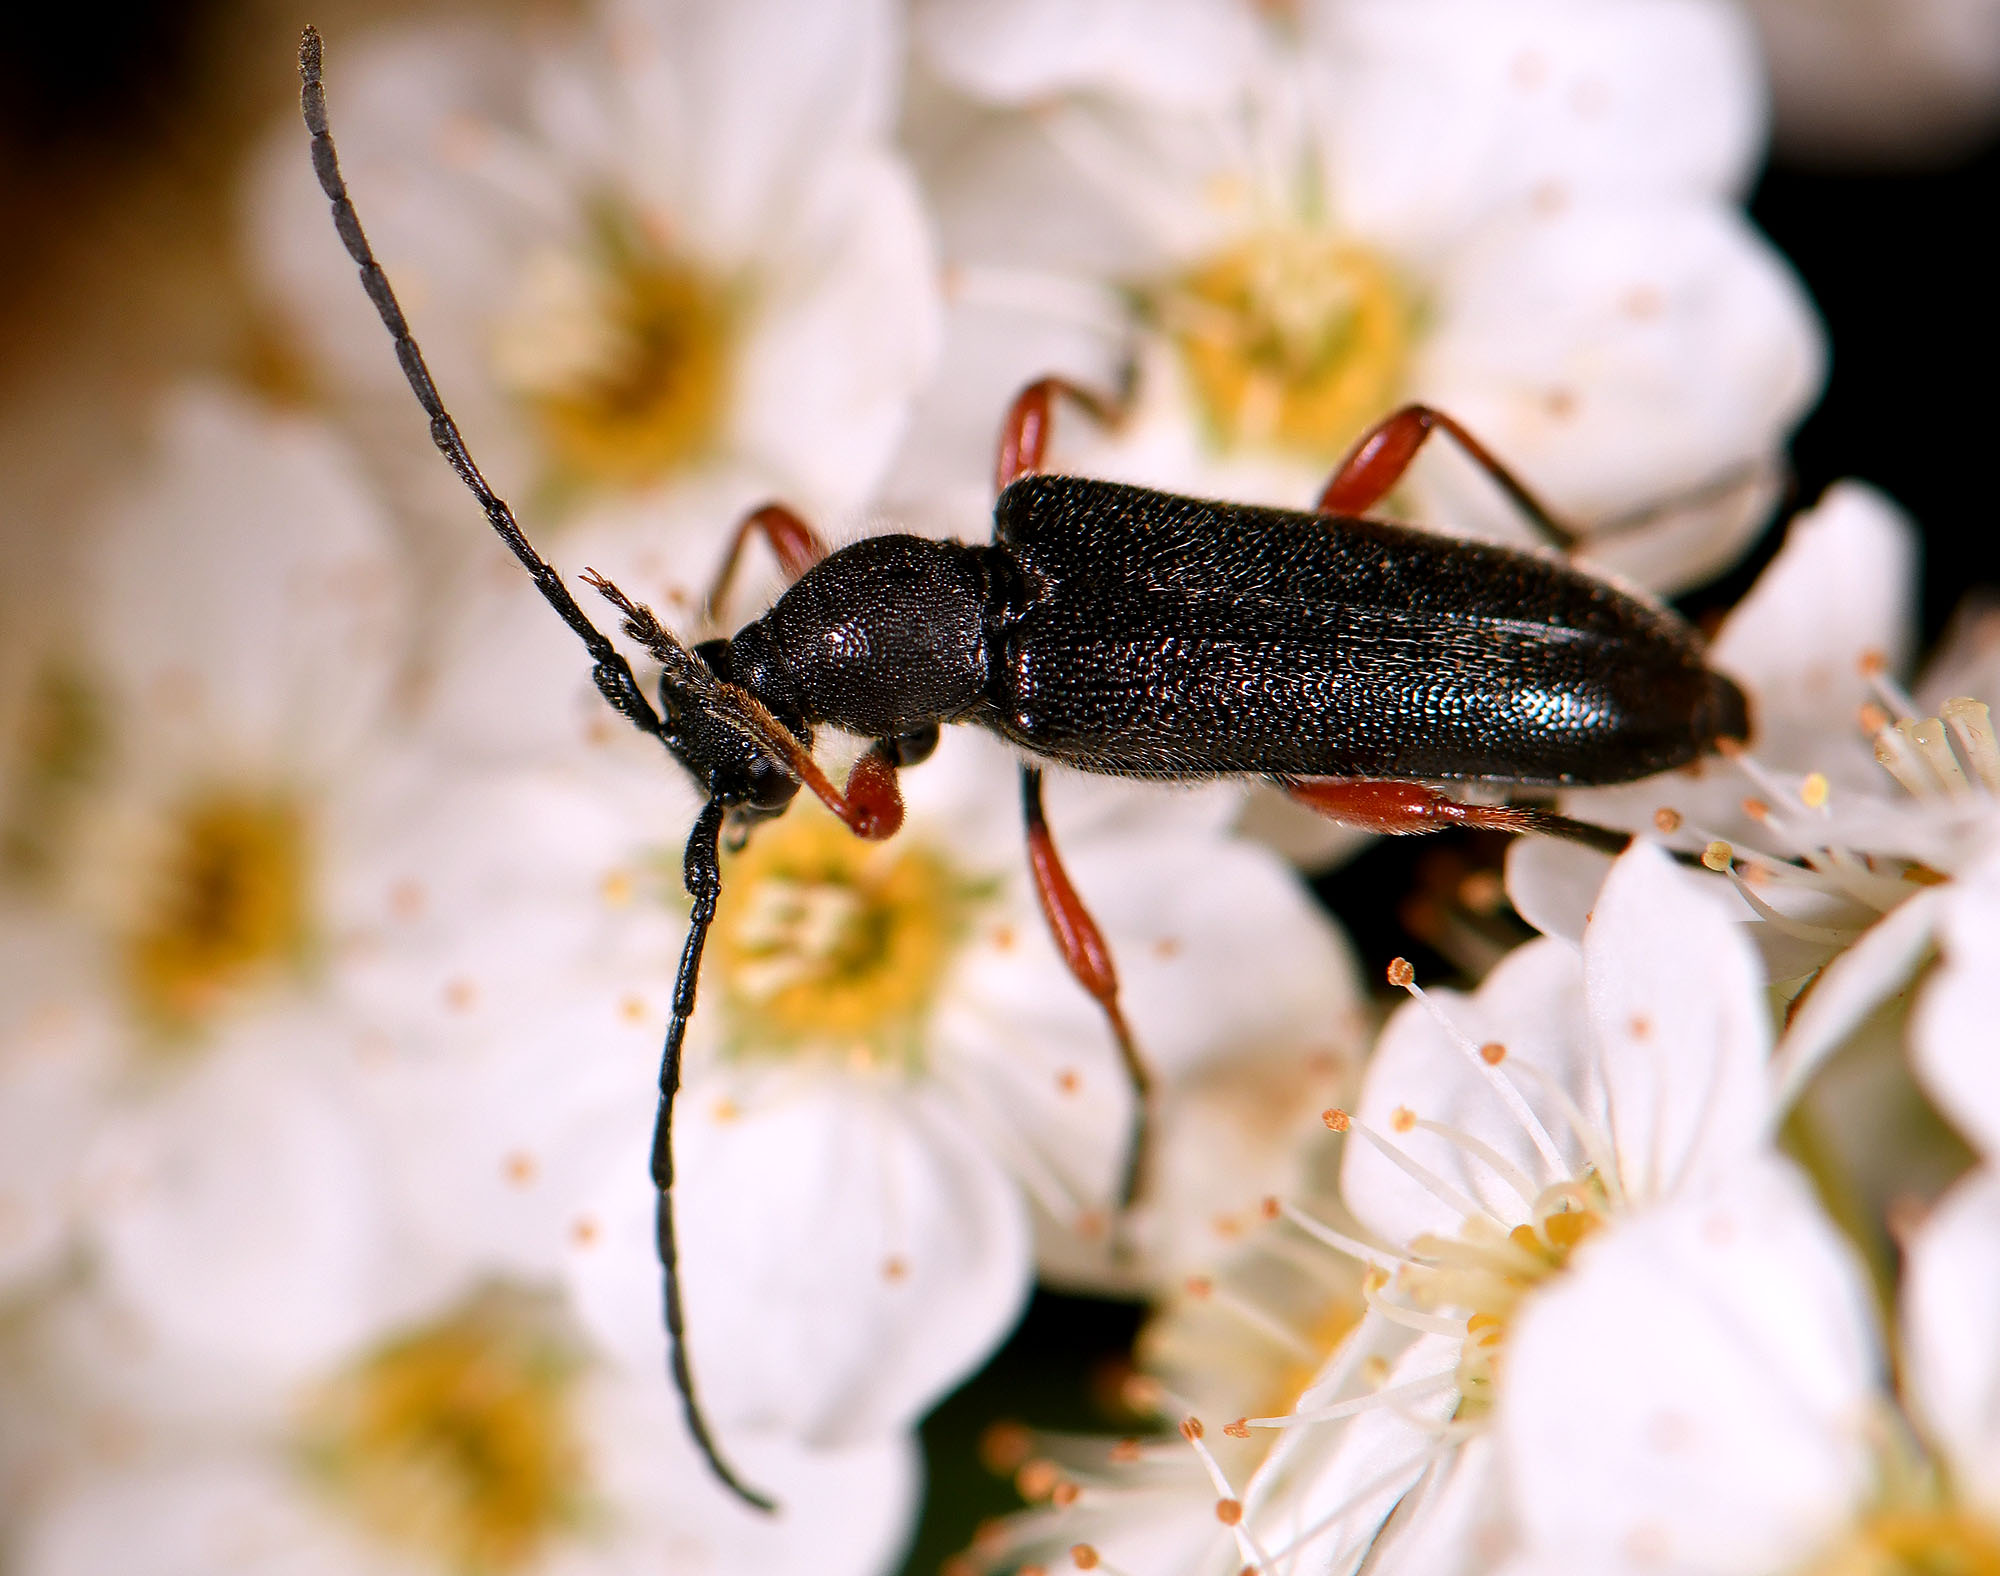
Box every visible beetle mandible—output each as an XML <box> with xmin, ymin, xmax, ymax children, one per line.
<box><xmin>299</xmin><ymin>27</ymin><xmax>1748</xmax><ymax>1513</ymax></box>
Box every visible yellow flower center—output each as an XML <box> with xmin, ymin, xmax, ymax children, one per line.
<box><xmin>1400</xmin><ymin>1174</ymin><xmax>1609</xmax><ymax>1420</ymax></box>
<box><xmin>1807</xmin><ymin>1509</ymin><xmax>2000</xmax><ymax>1576</ymax></box>
<box><xmin>124</xmin><ymin>790</ymin><xmax>311</xmax><ymax>1031</ymax></box>
<box><xmin>1154</xmin><ymin>230</ymin><xmax>1414</xmax><ymax>463</ymax></box>
<box><xmin>709</xmin><ymin>804</ymin><xmax>986</xmax><ymax>1071</ymax></box>
<box><xmin>491</xmin><ymin>208</ymin><xmax>734</xmax><ymax>490</ymax></box>
<box><xmin>1</xmin><ymin>663</ymin><xmax>104</xmax><ymax>884</ymax></box>
<box><xmin>297</xmin><ymin>1287</ymin><xmax>588</xmax><ymax>1575</ymax></box>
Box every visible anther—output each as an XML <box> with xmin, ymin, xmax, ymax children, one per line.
<box><xmin>1391</xmin><ymin>1106</ymin><xmax>1417</xmax><ymax>1133</ymax></box>
<box><xmin>1185</xmin><ymin>1276</ymin><xmax>1213</xmax><ymax>1299</ymax></box>
<box><xmin>1216</xmin><ymin>1499</ymin><xmax>1244</xmax><ymax>1525</ymax></box>
<box><xmin>1071</xmin><ymin>1546</ymin><xmax>1101</xmax><ymax>1571</ymax></box>
<box><xmin>1799</xmin><ymin>772</ymin><xmax>1830</xmax><ymax>809</ymax></box>
<box><xmin>1052</xmin><ymin>1480</ymin><xmax>1080</xmax><ymax>1508</ymax></box>
<box><xmin>1386</xmin><ymin>957</ymin><xmax>1415</xmax><ymax>988</ymax></box>
<box><xmin>1700</xmin><ymin>840</ymin><xmax>1733</xmax><ymax>872</ymax></box>
<box><xmin>1479</xmin><ymin>1040</ymin><xmax>1506</xmax><ymax>1065</ymax></box>
<box><xmin>1017</xmin><ymin>1458</ymin><xmax>1061</xmax><ymax>1501</ymax></box>
<box><xmin>1322</xmin><ymin>1108</ymin><xmax>1351</xmax><ymax>1132</ymax></box>
<box><xmin>1858</xmin><ymin>702</ymin><xmax>1891</xmax><ymax>735</ymax></box>
<box><xmin>1741</xmin><ymin>797</ymin><xmax>1769</xmax><ymax>822</ymax></box>
<box><xmin>1260</xmin><ymin>1195</ymin><xmax>1281</xmax><ymax>1220</ymax></box>
<box><xmin>1108</xmin><ymin>1437</ymin><xmax>1143</xmax><ymax>1465</ymax></box>
<box><xmin>1859</xmin><ymin>649</ymin><xmax>1888</xmax><ymax>677</ymax></box>
<box><xmin>1653</xmin><ymin>806</ymin><xmax>1683</xmax><ymax>833</ymax></box>
<box><xmin>1180</xmin><ymin>1416</ymin><xmax>1206</xmax><ymax>1442</ymax></box>
<box><xmin>980</xmin><ymin>1421</ymin><xmax>1033</xmax><ymax>1475</ymax></box>
<box><xmin>1223</xmin><ymin>1418</ymin><xmax>1251</xmax><ymax>1439</ymax></box>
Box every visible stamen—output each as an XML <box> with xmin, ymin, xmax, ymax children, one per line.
<box><xmin>1361</xmin><ymin>1280</ymin><xmax>1472</xmax><ymax>1338</ymax></box>
<box><xmin>1874</xmin><ymin>723</ymin><xmax>1938</xmax><ymax>799</ymax></box>
<box><xmin>1502</xmin><ymin>1059</ymin><xmax>1623</xmax><ymax>1206</ymax></box>
<box><xmin>1905</xmin><ymin>717</ymin><xmax>1970</xmax><ymax>796</ymax></box>
<box><xmin>1276</xmin><ymin>1202</ymin><xmax>1403</xmax><ymax>1275</ymax></box>
<box><xmin>1408</xmin><ymin>1117</ymin><xmax>1540</xmax><ymax>1208</ymax></box>
<box><xmin>1724</xmin><ymin>869</ymin><xmax>1860</xmax><ymax>946</ymax></box>
<box><xmin>1179</xmin><ymin>1420</ymin><xmax>1277</xmax><ymax>1576</ymax></box>
<box><xmin>1942</xmin><ymin>697</ymin><xmax>2000</xmax><ymax>792</ymax></box>
<box><xmin>1344</xmin><ymin>1117</ymin><xmax>1509</xmax><ymax>1231</ymax></box>
<box><xmin>1249</xmin><ymin>1369</ymin><xmax>1457</xmax><ymax>1427</ymax></box>
<box><xmin>1862</xmin><ymin>659</ymin><xmax>1921</xmax><ymax>725</ymax></box>
<box><xmin>1396</xmin><ymin>965</ymin><xmax>1567</xmax><ymax>1176</ymax></box>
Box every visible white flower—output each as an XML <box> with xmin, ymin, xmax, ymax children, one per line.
<box><xmin>962</xmin><ymin>841</ymin><xmax>1786</xmax><ymax>1574</ymax></box>
<box><xmin>249</xmin><ymin>0</ymin><xmax>939</xmax><ymax>542</ymax></box>
<box><xmin>1496</xmin><ymin>1154</ymin><xmax>1882</xmax><ymax>1576</ymax></box>
<box><xmin>361</xmin><ymin>574</ymin><xmax>1363</xmax><ymax>1448</ymax></box>
<box><xmin>1747</xmin><ymin>0</ymin><xmax>2000</xmax><ymax>165</ymax></box>
<box><xmin>1513</xmin><ymin>482</ymin><xmax>2000</xmax><ymax>1107</ymax></box>
<box><xmin>1218</xmin><ymin>841</ymin><xmax>1778</xmax><ymax>1572</ymax></box>
<box><xmin>9</xmin><ymin>1278</ymin><xmax>914</xmax><ymax>1576</ymax></box>
<box><xmin>0</xmin><ymin>389</ymin><xmax>445</xmax><ymax>1322</ymax></box>
<box><xmin>905</xmin><ymin>0</ymin><xmax>1821</xmax><ymax>595</ymax></box>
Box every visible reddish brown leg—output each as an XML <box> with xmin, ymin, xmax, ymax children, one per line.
<box><xmin>1021</xmin><ymin>765</ymin><xmax>1152</xmax><ymax>1216</ymax></box>
<box><xmin>705</xmin><ymin>503</ymin><xmax>830</xmax><ymax>624</ymax></box>
<box><xmin>1286</xmin><ymin>778</ymin><xmax>1629</xmax><ymax>854</ymax></box>
<box><xmin>995</xmin><ymin>378</ymin><xmax>1122</xmax><ymax>493</ymax></box>
<box><xmin>1318</xmin><ymin>405</ymin><xmax>1580</xmax><ymax>551</ymax></box>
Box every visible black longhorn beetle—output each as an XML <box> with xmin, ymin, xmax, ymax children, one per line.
<box><xmin>301</xmin><ymin>27</ymin><xmax>1750</xmax><ymax>1512</ymax></box>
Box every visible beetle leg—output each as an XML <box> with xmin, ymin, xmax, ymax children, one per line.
<box><xmin>1317</xmin><ymin>405</ymin><xmax>1581</xmax><ymax>550</ymax></box>
<box><xmin>704</xmin><ymin>502</ymin><xmax>829</xmax><ymax>626</ymax></box>
<box><xmin>1021</xmin><ymin>766</ymin><xmax>1152</xmax><ymax>1219</ymax></box>
<box><xmin>995</xmin><ymin>377</ymin><xmax>1122</xmax><ymax>492</ymax></box>
<box><xmin>1285</xmin><ymin>778</ymin><xmax>1630</xmax><ymax>855</ymax></box>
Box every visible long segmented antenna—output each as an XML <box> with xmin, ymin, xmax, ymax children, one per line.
<box><xmin>299</xmin><ymin>26</ymin><xmax>777</xmax><ymax>1513</ymax></box>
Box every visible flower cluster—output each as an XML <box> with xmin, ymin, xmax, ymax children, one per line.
<box><xmin>9</xmin><ymin>2</ymin><xmax>1988</xmax><ymax>1575</ymax></box>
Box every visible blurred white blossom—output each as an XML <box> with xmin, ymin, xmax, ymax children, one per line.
<box><xmin>9</xmin><ymin>1278</ymin><xmax>915</xmax><ymax>1576</ymax></box>
<box><xmin>906</xmin><ymin>0</ymin><xmax>1821</xmax><ymax>595</ymax></box>
<box><xmin>1748</xmin><ymin>0</ymin><xmax>2000</xmax><ymax>165</ymax></box>
<box><xmin>249</xmin><ymin>0</ymin><xmax>939</xmax><ymax>551</ymax></box>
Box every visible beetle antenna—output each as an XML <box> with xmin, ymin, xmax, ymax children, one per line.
<box><xmin>297</xmin><ymin>26</ymin><xmax>664</xmax><ymax>744</ymax></box>
<box><xmin>300</xmin><ymin>28</ymin><xmax>776</xmax><ymax>1514</ymax></box>
<box><xmin>655</xmin><ymin>801</ymin><xmax>777</xmax><ymax>1511</ymax></box>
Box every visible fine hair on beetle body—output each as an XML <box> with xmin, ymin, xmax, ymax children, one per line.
<box><xmin>299</xmin><ymin>26</ymin><xmax>1750</xmax><ymax>1514</ymax></box>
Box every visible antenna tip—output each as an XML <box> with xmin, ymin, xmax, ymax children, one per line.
<box><xmin>300</xmin><ymin>25</ymin><xmax>322</xmax><ymax>76</ymax></box>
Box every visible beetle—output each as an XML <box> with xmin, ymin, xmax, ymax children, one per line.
<box><xmin>300</xmin><ymin>27</ymin><xmax>1748</xmax><ymax>1512</ymax></box>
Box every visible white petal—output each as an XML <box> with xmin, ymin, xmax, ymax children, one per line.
<box><xmin>572</xmin><ymin>1377</ymin><xmax>918</xmax><ymax>1576</ymax></box>
<box><xmin>88</xmin><ymin>387</ymin><xmax>405</xmax><ymax>783</ymax></box>
<box><xmin>567</xmin><ymin>1075</ymin><xmax>1030</xmax><ymax>1444</ymax></box>
<box><xmin>729</xmin><ymin>153</ymin><xmax>942</xmax><ymax>515</ymax></box>
<box><xmin>80</xmin><ymin>1032</ymin><xmax>428</xmax><ymax>1388</ymax></box>
<box><xmin>1410</xmin><ymin>201</ymin><xmax>1822</xmax><ymax>592</ymax></box>
<box><xmin>0</xmin><ymin>912</ymin><xmax>114</xmax><ymax>1290</ymax></box>
<box><xmin>16</xmin><ymin>1457</ymin><xmax>381</xmax><ymax>1576</ymax></box>
<box><xmin>1771</xmin><ymin>886</ymin><xmax>1945</xmax><ymax>1112</ymax></box>
<box><xmin>1583</xmin><ymin>842</ymin><xmax>1772</xmax><ymax>1201</ymax></box>
<box><xmin>1901</xmin><ymin>1166</ymin><xmax>2000</xmax><ymax>1520</ymax></box>
<box><xmin>1910</xmin><ymin>861</ymin><xmax>2000</xmax><ymax>1156</ymax></box>
<box><xmin>1711</xmin><ymin>481</ymin><xmax>1920</xmax><ymax>760</ymax></box>
<box><xmin>1319</xmin><ymin>0</ymin><xmax>1766</xmax><ymax>261</ymax></box>
<box><xmin>1504</xmin><ymin>836</ymin><xmax>1614</xmax><ymax>947</ymax></box>
<box><xmin>1502</xmin><ymin>1156</ymin><xmax>1879</xmax><ymax>1575</ymax></box>
<box><xmin>915</xmin><ymin>0</ymin><xmax>1266</xmax><ymax>109</ymax></box>
<box><xmin>607</xmin><ymin>0</ymin><xmax>903</xmax><ymax>265</ymax></box>
<box><xmin>1344</xmin><ymin>938</ymin><xmax>1594</xmax><ymax>1247</ymax></box>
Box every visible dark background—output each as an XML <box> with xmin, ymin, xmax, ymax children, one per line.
<box><xmin>4</xmin><ymin>6</ymin><xmax>1996</xmax><ymax>1573</ymax></box>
